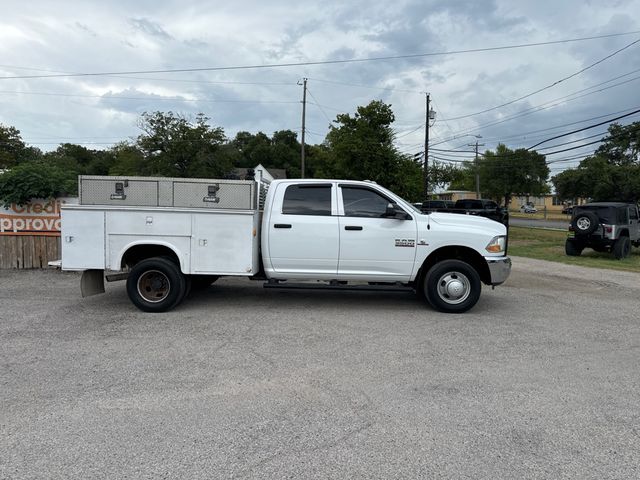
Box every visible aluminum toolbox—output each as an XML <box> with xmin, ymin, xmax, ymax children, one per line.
<box><xmin>79</xmin><ymin>175</ymin><xmax>256</xmax><ymax>210</ymax></box>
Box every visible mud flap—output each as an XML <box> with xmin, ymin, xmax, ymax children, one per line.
<box><xmin>81</xmin><ymin>269</ymin><xmax>105</xmax><ymax>297</ymax></box>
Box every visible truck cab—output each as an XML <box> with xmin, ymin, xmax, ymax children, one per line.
<box><xmin>261</xmin><ymin>179</ymin><xmax>510</xmax><ymax>311</ymax></box>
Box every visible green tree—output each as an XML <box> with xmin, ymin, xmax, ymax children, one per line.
<box><xmin>44</xmin><ymin>143</ymin><xmax>115</xmax><ymax>176</ymax></box>
<box><xmin>480</xmin><ymin>144</ymin><xmax>549</xmax><ymax>206</ymax></box>
<box><xmin>136</xmin><ymin>111</ymin><xmax>230</xmax><ymax>177</ymax></box>
<box><xmin>552</xmin><ymin>122</ymin><xmax>640</xmax><ymax>202</ymax></box>
<box><xmin>0</xmin><ymin>124</ymin><xmax>33</xmax><ymax>168</ymax></box>
<box><xmin>317</xmin><ymin>100</ymin><xmax>422</xmax><ymax>199</ymax></box>
<box><xmin>0</xmin><ymin>162</ymin><xmax>77</xmax><ymax>206</ymax></box>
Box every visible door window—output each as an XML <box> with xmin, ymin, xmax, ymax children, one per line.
<box><xmin>341</xmin><ymin>187</ymin><xmax>393</xmax><ymax>218</ymax></box>
<box><xmin>282</xmin><ymin>184</ymin><xmax>332</xmax><ymax>216</ymax></box>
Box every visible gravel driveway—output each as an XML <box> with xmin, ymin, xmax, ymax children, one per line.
<box><xmin>1</xmin><ymin>258</ymin><xmax>639</xmax><ymax>479</ymax></box>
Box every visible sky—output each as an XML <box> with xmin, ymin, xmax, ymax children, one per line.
<box><xmin>1</xmin><ymin>0</ymin><xmax>639</xmax><ymax>176</ymax></box>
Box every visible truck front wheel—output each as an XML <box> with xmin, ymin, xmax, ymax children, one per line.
<box><xmin>126</xmin><ymin>257</ymin><xmax>186</xmax><ymax>312</ymax></box>
<box><xmin>422</xmin><ymin>260</ymin><xmax>481</xmax><ymax>313</ymax></box>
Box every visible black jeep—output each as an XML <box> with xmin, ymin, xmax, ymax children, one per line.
<box><xmin>565</xmin><ymin>202</ymin><xmax>640</xmax><ymax>259</ymax></box>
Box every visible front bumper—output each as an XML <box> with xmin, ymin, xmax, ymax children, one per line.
<box><xmin>485</xmin><ymin>256</ymin><xmax>511</xmax><ymax>286</ymax></box>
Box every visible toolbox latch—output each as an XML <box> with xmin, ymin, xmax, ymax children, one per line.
<box><xmin>203</xmin><ymin>184</ymin><xmax>220</xmax><ymax>203</ymax></box>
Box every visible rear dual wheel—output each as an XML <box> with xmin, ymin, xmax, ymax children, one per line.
<box><xmin>126</xmin><ymin>257</ymin><xmax>186</xmax><ymax>312</ymax></box>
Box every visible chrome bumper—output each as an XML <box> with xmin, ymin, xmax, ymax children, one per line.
<box><xmin>485</xmin><ymin>256</ymin><xmax>511</xmax><ymax>286</ymax></box>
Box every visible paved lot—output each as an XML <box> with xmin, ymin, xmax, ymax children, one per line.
<box><xmin>1</xmin><ymin>258</ymin><xmax>639</xmax><ymax>479</ymax></box>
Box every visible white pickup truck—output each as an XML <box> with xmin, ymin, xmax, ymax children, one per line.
<box><xmin>61</xmin><ymin>175</ymin><xmax>511</xmax><ymax>313</ymax></box>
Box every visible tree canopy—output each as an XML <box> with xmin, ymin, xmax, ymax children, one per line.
<box><xmin>317</xmin><ymin>100</ymin><xmax>423</xmax><ymax>201</ymax></box>
<box><xmin>449</xmin><ymin>144</ymin><xmax>549</xmax><ymax>205</ymax></box>
<box><xmin>552</xmin><ymin>122</ymin><xmax>640</xmax><ymax>202</ymax></box>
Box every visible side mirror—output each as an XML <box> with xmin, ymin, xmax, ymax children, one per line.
<box><xmin>384</xmin><ymin>203</ymin><xmax>410</xmax><ymax>220</ymax></box>
<box><xmin>385</xmin><ymin>203</ymin><xmax>396</xmax><ymax>217</ymax></box>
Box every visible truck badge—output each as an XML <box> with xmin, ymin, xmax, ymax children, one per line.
<box><xmin>395</xmin><ymin>239</ymin><xmax>415</xmax><ymax>247</ymax></box>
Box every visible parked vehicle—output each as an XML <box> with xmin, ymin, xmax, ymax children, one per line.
<box><xmin>59</xmin><ymin>175</ymin><xmax>511</xmax><ymax>314</ymax></box>
<box><xmin>565</xmin><ymin>202</ymin><xmax>640</xmax><ymax>259</ymax></box>
<box><xmin>520</xmin><ymin>205</ymin><xmax>538</xmax><ymax>214</ymax></box>
<box><xmin>446</xmin><ymin>199</ymin><xmax>509</xmax><ymax>225</ymax></box>
<box><xmin>420</xmin><ymin>199</ymin><xmax>452</xmax><ymax>213</ymax></box>
<box><xmin>561</xmin><ymin>206</ymin><xmax>573</xmax><ymax>215</ymax></box>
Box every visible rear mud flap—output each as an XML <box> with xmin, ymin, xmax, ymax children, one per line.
<box><xmin>81</xmin><ymin>270</ymin><xmax>105</xmax><ymax>297</ymax></box>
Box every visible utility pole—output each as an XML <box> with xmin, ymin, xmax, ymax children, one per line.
<box><xmin>423</xmin><ymin>93</ymin><xmax>431</xmax><ymax>201</ymax></box>
<box><xmin>299</xmin><ymin>78</ymin><xmax>307</xmax><ymax>178</ymax></box>
<box><xmin>468</xmin><ymin>139</ymin><xmax>485</xmax><ymax>199</ymax></box>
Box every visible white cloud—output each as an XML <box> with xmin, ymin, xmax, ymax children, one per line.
<box><xmin>0</xmin><ymin>0</ymin><xmax>638</xmax><ymax>174</ymax></box>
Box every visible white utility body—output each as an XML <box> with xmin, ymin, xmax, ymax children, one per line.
<box><xmin>61</xmin><ymin>175</ymin><xmax>511</xmax><ymax>313</ymax></box>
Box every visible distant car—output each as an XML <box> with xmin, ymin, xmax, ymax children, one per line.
<box><xmin>520</xmin><ymin>205</ymin><xmax>537</xmax><ymax>214</ymax></box>
<box><xmin>562</xmin><ymin>206</ymin><xmax>574</xmax><ymax>215</ymax></box>
<box><xmin>421</xmin><ymin>200</ymin><xmax>450</xmax><ymax>212</ymax></box>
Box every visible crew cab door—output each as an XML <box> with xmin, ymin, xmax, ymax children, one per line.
<box><xmin>266</xmin><ymin>183</ymin><xmax>339</xmax><ymax>276</ymax></box>
<box><xmin>337</xmin><ymin>184</ymin><xmax>417</xmax><ymax>280</ymax></box>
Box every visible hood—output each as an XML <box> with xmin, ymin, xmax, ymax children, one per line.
<box><xmin>427</xmin><ymin>212</ymin><xmax>506</xmax><ymax>234</ymax></box>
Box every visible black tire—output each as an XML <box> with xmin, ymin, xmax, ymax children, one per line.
<box><xmin>565</xmin><ymin>239</ymin><xmax>583</xmax><ymax>256</ymax></box>
<box><xmin>571</xmin><ymin>211</ymin><xmax>598</xmax><ymax>236</ymax></box>
<box><xmin>190</xmin><ymin>275</ymin><xmax>219</xmax><ymax>290</ymax></box>
<box><xmin>613</xmin><ymin>236</ymin><xmax>631</xmax><ymax>260</ymax></box>
<box><xmin>422</xmin><ymin>259</ymin><xmax>481</xmax><ymax>313</ymax></box>
<box><xmin>126</xmin><ymin>257</ymin><xmax>186</xmax><ymax>312</ymax></box>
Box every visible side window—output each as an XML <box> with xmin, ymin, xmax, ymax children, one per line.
<box><xmin>486</xmin><ymin>201</ymin><xmax>498</xmax><ymax>209</ymax></box>
<box><xmin>629</xmin><ymin>207</ymin><xmax>638</xmax><ymax>221</ymax></box>
<box><xmin>342</xmin><ymin>187</ymin><xmax>392</xmax><ymax>218</ymax></box>
<box><xmin>282</xmin><ymin>185</ymin><xmax>332</xmax><ymax>216</ymax></box>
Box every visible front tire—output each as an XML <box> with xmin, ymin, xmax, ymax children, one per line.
<box><xmin>423</xmin><ymin>260</ymin><xmax>482</xmax><ymax>313</ymax></box>
<box><xmin>126</xmin><ymin>257</ymin><xmax>186</xmax><ymax>312</ymax></box>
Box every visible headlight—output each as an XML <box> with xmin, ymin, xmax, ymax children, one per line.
<box><xmin>485</xmin><ymin>235</ymin><xmax>506</xmax><ymax>253</ymax></box>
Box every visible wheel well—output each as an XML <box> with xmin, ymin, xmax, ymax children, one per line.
<box><xmin>416</xmin><ymin>246</ymin><xmax>491</xmax><ymax>285</ymax></box>
<box><xmin>121</xmin><ymin>244</ymin><xmax>180</xmax><ymax>269</ymax></box>
<box><xmin>618</xmin><ymin>229</ymin><xmax>629</xmax><ymax>238</ymax></box>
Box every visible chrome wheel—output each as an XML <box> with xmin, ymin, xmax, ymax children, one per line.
<box><xmin>436</xmin><ymin>271</ymin><xmax>471</xmax><ymax>305</ymax></box>
<box><xmin>137</xmin><ymin>269</ymin><xmax>171</xmax><ymax>303</ymax></box>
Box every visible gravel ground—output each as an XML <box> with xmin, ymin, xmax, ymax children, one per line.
<box><xmin>1</xmin><ymin>258</ymin><xmax>639</xmax><ymax>479</ymax></box>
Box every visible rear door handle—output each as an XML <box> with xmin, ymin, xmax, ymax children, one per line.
<box><xmin>274</xmin><ymin>224</ymin><xmax>292</xmax><ymax>229</ymax></box>
<box><xmin>344</xmin><ymin>226</ymin><xmax>363</xmax><ymax>231</ymax></box>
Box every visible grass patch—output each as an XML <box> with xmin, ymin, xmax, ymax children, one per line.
<box><xmin>508</xmin><ymin>226</ymin><xmax>640</xmax><ymax>273</ymax></box>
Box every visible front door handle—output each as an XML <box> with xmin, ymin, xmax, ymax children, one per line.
<box><xmin>344</xmin><ymin>226</ymin><xmax>363</xmax><ymax>231</ymax></box>
<box><xmin>274</xmin><ymin>224</ymin><xmax>292</xmax><ymax>229</ymax></box>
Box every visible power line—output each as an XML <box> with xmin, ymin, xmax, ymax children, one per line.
<box><xmin>306</xmin><ymin>88</ymin><xmax>333</xmax><ymax>124</ymax></box>
<box><xmin>0</xmin><ymin>89</ymin><xmax>300</xmax><ymax>105</ymax></box>
<box><xmin>431</xmin><ymin>105</ymin><xmax>640</xmax><ymax>148</ymax></box>
<box><xmin>306</xmin><ymin>77</ymin><xmax>423</xmax><ymax>94</ymax></box>
<box><xmin>3</xmin><ymin>31</ymin><xmax>640</xmax><ymax>80</ymax></box>
<box><xmin>441</xmin><ymin>37</ymin><xmax>640</xmax><ymax>121</ymax></box>
<box><xmin>527</xmin><ymin>108</ymin><xmax>640</xmax><ymax>150</ymax></box>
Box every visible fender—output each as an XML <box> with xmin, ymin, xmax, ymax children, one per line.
<box><xmin>113</xmin><ymin>240</ymin><xmax>188</xmax><ymax>273</ymax></box>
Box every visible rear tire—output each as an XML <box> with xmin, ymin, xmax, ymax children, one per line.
<box><xmin>565</xmin><ymin>239</ymin><xmax>583</xmax><ymax>256</ymax></box>
<box><xmin>613</xmin><ymin>236</ymin><xmax>631</xmax><ymax>260</ymax></box>
<box><xmin>422</xmin><ymin>260</ymin><xmax>481</xmax><ymax>313</ymax></box>
<box><xmin>126</xmin><ymin>257</ymin><xmax>186</xmax><ymax>312</ymax></box>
